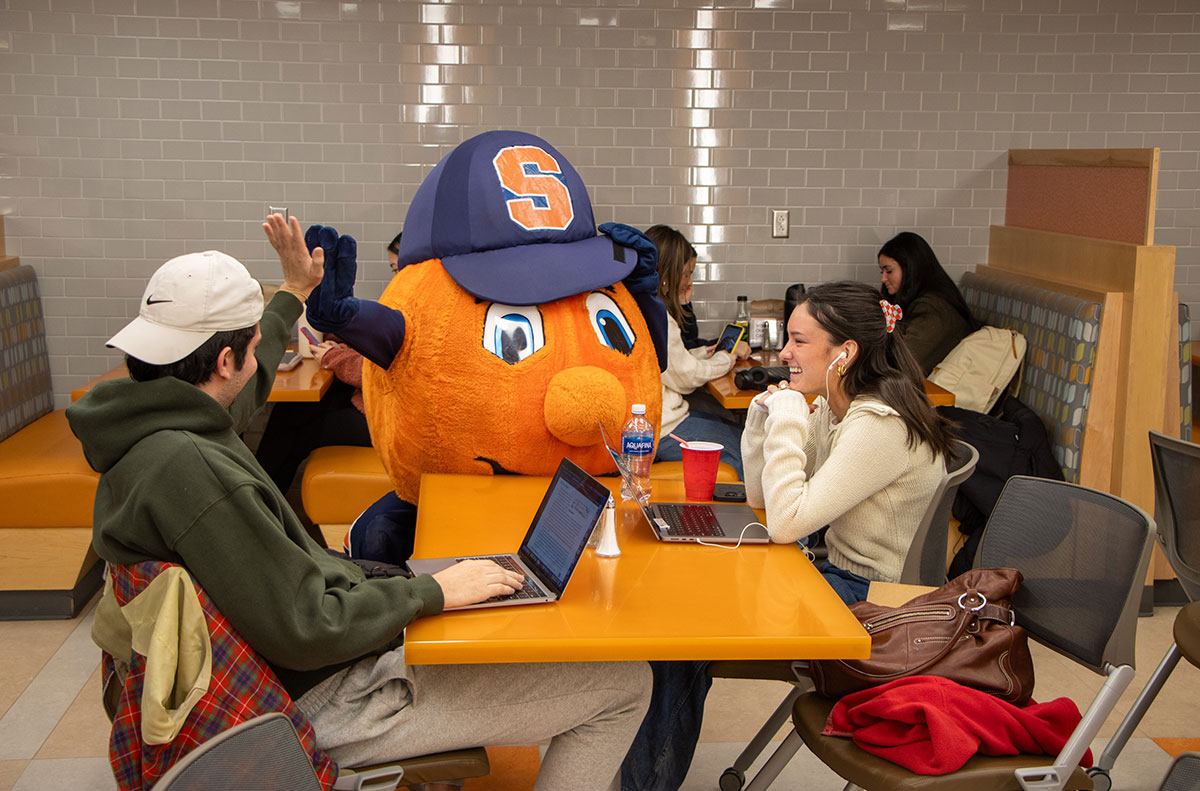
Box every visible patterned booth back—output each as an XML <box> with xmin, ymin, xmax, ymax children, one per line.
<box><xmin>0</xmin><ymin>265</ymin><xmax>52</xmax><ymax>443</ymax></box>
<box><xmin>959</xmin><ymin>271</ymin><xmax>1103</xmax><ymax>484</ymax></box>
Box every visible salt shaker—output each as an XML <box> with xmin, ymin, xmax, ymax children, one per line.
<box><xmin>594</xmin><ymin>495</ymin><xmax>621</xmax><ymax>557</ymax></box>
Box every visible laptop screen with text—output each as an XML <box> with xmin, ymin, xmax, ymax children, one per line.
<box><xmin>517</xmin><ymin>458</ymin><xmax>611</xmax><ymax>595</ymax></box>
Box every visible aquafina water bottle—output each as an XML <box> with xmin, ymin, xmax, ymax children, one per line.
<box><xmin>619</xmin><ymin>403</ymin><xmax>654</xmax><ymax>501</ymax></box>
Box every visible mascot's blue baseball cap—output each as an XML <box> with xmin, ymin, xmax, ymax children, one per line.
<box><xmin>395</xmin><ymin>130</ymin><xmax>638</xmax><ymax>307</ymax></box>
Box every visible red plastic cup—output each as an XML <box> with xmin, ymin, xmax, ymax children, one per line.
<box><xmin>681</xmin><ymin>441</ymin><xmax>724</xmax><ymax>501</ymax></box>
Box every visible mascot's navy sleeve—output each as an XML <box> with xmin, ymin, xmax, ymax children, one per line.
<box><xmin>303</xmin><ymin>224</ymin><xmax>408</xmax><ymax>370</ymax></box>
<box><xmin>600</xmin><ymin>222</ymin><xmax>669</xmax><ymax>373</ymax></box>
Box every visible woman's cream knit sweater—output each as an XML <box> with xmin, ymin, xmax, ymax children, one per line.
<box><xmin>741</xmin><ymin>390</ymin><xmax>945</xmax><ymax>583</ymax></box>
<box><xmin>659</xmin><ymin>312</ymin><xmax>736</xmax><ymax>438</ymax></box>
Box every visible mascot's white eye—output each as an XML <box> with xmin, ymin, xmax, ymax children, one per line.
<box><xmin>482</xmin><ymin>303</ymin><xmax>546</xmax><ymax>365</ymax></box>
<box><xmin>585</xmin><ymin>292</ymin><xmax>636</xmax><ymax>356</ymax></box>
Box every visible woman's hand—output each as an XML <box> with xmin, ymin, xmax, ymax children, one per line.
<box><xmin>733</xmin><ymin>340</ymin><xmax>752</xmax><ymax>360</ymax></box>
<box><xmin>751</xmin><ymin>381</ymin><xmax>816</xmax><ymax>414</ymax></box>
<box><xmin>751</xmin><ymin>380</ymin><xmax>789</xmax><ymax>412</ymax></box>
<box><xmin>312</xmin><ymin>339</ymin><xmax>338</xmax><ymax>364</ymax></box>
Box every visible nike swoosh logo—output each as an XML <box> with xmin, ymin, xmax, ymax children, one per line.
<box><xmin>145</xmin><ymin>296</ymin><xmax>173</xmax><ymax>305</ymax></box>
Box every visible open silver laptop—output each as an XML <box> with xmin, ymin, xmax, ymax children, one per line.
<box><xmin>405</xmin><ymin>458</ymin><xmax>611</xmax><ymax>609</ymax></box>
<box><xmin>599</xmin><ymin>423</ymin><xmax>770</xmax><ymax>545</ymax></box>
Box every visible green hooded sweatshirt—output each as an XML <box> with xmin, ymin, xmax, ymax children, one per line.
<box><xmin>66</xmin><ymin>292</ymin><xmax>443</xmax><ymax>698</ymax></box>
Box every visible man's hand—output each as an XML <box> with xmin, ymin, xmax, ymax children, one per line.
<box><xmin>431</xmin><ymin>559</ymin><xmax>524</xmax><ymax>609</ymax></box>
<box><xmin>263</xmin><ymin>213</ymin><xmax>323</xmax><ymax>300</ymax></box>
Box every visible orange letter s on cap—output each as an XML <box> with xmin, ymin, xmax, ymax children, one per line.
<box><xmin>493</xmin><ymin>145</ymin><xmax>575</xmax><ymax>232</ymax></box>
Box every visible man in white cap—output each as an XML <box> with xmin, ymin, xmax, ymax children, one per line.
<box><xmin>67</xmin><ymin>215</ymin><xmax>649</xmax><ymax>790</ymax></box>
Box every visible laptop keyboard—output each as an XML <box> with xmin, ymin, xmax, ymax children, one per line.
<box><xmin>655</xmin><ymin>504</ymin><xmax>727</xmax><ymax>538</ymax></box>
<box><xmin>456</xmin><ymin>555</ymin><xmax>548</xmax><ymax>603</ymax></box>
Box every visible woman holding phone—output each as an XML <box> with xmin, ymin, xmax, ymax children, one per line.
<box><xmin>646</xmin><ymin>224</ymin><xmax>750</xmax><ymax>479</ymax></box>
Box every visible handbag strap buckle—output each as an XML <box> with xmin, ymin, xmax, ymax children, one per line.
<box><xmin>957</xmin><ymin>591</ymin><xmax>987</xmax><ymax>612</ymax></box>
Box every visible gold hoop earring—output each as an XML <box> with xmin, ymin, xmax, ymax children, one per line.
<box><xmin>836</xmin><ymin>362</ymin><xmax>847</xmax><ymax>377</ymax></box>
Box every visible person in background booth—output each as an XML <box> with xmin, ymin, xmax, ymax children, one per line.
<box><xmin>69</xmin><ymin>215</ymin><xmax>651</xmax><ymax>791</ymax></box>
<box><xmin>387</xmin><ymin>231</ymin><xmax>403</xmax><ymax>273</ymax></box>
<box><xmin>621</xmin><ymin>281</ymin><xmax>955</xmax><ymax>791</ymax></box>
<box><xmin>647</xmin><ymin>224</ymin><xmax>750</xmax><ymax>479</ymax></box>
<box><xmin>878</xmin><ymin>231</ymin><xmax>976</xmax><ymax>375</ymax></box>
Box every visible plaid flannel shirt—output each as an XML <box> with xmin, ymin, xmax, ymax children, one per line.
<box><xmin>103</xmin><ymin>560</ymin><xmax>338</xmax><ymax>790</ymax></box>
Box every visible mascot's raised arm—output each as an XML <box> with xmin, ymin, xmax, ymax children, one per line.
<box><xmin>304</xmin><ymin>130</ymin><xmax>668</xmax><ymax>563</ymax></box>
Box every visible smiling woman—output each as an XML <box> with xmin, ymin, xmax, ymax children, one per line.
<box><xmin>624</xmin><ymin>283</ymin><xmax>961</xmax><ymax>791</ymax></box>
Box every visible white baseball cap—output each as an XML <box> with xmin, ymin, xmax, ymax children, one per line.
<box><xmin>107</xmin><ymin>250</ymin><xmax>265</xmax><ymax>365</ymax></box>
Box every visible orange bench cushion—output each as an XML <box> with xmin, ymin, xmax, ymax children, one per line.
<box><xmin>302</xmin><ymin>445</ymin><xmax>394</xmax><ymax>525</ymax></box>
<box><xmin>301</xmin><ymin>447</ymin><xmax>742</xmax><ymax>526</ymax></box>
<box><xmin>0</xmin><ymin>410</ymin><xmax>99</xmax><ymax>529</ymax></box>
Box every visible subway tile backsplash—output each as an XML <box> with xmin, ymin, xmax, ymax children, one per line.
<box><xmin>1</xmin><ymin>0</ymin><xmax>1197</xmax><ymax>406</ymax></box>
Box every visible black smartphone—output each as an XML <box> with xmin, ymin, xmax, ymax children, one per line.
<box><xmin>711</xmin><ymin>482</ymin><xmax>747</xmax><ymax>502</ymax></box>
<box><xmin>714</xmin><ymin>323</ymin><xmax>746</xmax><ymax>354</ymax></box>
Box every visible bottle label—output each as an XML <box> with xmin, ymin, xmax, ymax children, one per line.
<box><xmin>621</xmin><ymin>435</ymin><xmax>654</xmax><ymax>456</ymax></box>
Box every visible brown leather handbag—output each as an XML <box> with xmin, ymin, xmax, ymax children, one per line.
<box><xmin>810</xmin><ymin>567</ymin><xmax>1035</xmax><ymax>705</ymax></box>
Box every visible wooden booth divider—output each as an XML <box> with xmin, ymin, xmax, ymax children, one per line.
<box><xmin>987</xmin><ymin>148</ymin><xmax>1179</xmax><ymax>594</ymax></box>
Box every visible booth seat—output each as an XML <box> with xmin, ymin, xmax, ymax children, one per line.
<box><xmin>960</xmin><ymin>271</ymin><xmax>1193</xmax><ymax>486</ymax></box>
<box><xmin>959</xmin><ymin>270</ymin><xmax>1104</xmax><ymax>484</ymax></box>
<box><xmin>302</xmin><ymin>444</ymin><xmax>739</xmax><ymax>547</ymax></box>
<box><xmin>0</xmin><ymin>263</ymin><xmax>102</xmax><ymax>619</ymax></box>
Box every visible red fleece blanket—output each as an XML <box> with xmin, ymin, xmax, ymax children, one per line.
<box><xmin>822</xmin><ymin>676</ymin><xmax>1093</xmax><ymax>774</ymax></box>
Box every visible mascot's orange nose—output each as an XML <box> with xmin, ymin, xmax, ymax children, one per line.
<box><xmin>543</xmin><ymin>366</ymin><xmax>628</xmax><ymax>447</ymax></box>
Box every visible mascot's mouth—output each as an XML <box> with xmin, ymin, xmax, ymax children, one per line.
<box><xmin>476</xmin><ymin>457</ymin><xmax>519</xmax><ymax>475</ymax></box>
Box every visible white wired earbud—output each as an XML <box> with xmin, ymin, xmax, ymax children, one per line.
<box><xmin>695</xmin><ymin>522</ymin><xmax>766</xmax><ymax>550</ymax></box>
<box><xmin>824</xmin><ymin>348</ymin><xmax>849</xmax><ymax>401</ymax></box>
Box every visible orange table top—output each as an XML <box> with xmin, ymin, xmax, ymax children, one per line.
<box><xmin>403</xmin><ymin>473</ymin><xmax>870</xmax><ymax>665</ymax></box>
<box><xmin>706</xmin><ymin>351</ymin><xmax>955</xmax><ymax>410</ymax></box>
<box><xmin>71</xmin><ymin>356</ymin><xmax>334</xmax><ymax>403</ymax></box>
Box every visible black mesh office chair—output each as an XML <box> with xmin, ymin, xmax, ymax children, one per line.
<box><xmin>1089</xmin><ymin>431</ymin><xmax>1200</xmax><ymax>790</ymax></box>
<box><xmin>1154</xmin><ymin>602</ymin><xmax>1200</xmax><ymax>791</ymax></box>
<box><xmin>147</xmin><ymin>711</ymin><xmax>490</xmax><ymax>791</ymax></box>
<box><xmin>712</xmin><ymin>439</ymin><xmax>979</xmax><ymax>791</ymax></box>
<box><xmin>781</xmin><ymin>476</ymin><xmax>1155</xmax><ymax>791</ymax></box>
<box><xmin>149</xmin><ymin>713</ymin><xmax>324</xmax><ymax>791</ymax></box>
<box><xmin>1157</xmin><ymin>751</ymin><xmax>1200</xmax><ymax>791</ymax></box>
<box><xmin>900</xmin><ymin>439</ymin><xmax>980</xmax><ymax>586</ymax></box>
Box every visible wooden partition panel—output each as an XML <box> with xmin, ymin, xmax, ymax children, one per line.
<box><xmin>988</xmin><ymin>225</ymin><xmax>1177</xmax><ymax>516</ymax></box>
<box><xmin>1006</xmin><ymin>149</ymin><xmax>1159</xmax><ymax>245</ymax></box>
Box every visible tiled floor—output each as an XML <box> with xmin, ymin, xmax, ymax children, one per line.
<box><xmin>1</xmin><ymin>595</ymin><xmax>1196</xmax><ymax>791</ymax></box>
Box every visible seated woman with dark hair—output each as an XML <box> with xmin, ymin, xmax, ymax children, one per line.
<box><xmin>621</xmin><ymin>281</ymin><xmax>957</xmax><ymax>791</ymax></box>
<box><xmin>878</xmin><ymin>231</ymin><xmax>976</xmax><ymax>375</ymax></box>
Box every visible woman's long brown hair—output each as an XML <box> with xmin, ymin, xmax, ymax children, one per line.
<box><xmin>645</xmin><ymin>224</ymin><xmax>697</xmax><ymax>326</ymax></box>
<box><xmin>800</xmin><ymin>280</ymin><xmax>957</xmax><ymax>465</ymax></box>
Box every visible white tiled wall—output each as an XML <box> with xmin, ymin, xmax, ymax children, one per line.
<box><xmin>1</xmin><ymin>0</ymin><xmax>1197</xmax><ymax>406</ymax></box>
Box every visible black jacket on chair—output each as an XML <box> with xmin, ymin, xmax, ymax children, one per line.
<box><xmin>938</xmin><ymin>396</ymin><xmax>1064</xmax><ymax>578</ymax></box>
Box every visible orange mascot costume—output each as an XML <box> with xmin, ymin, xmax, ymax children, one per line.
<box><xmin>304</xmin><ymin>130</ymin><xmax>667</xmax><ymax>563</ymax></box>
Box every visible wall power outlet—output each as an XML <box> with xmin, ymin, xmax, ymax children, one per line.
<box><xmin>771</xmin><ymin>209</ymin><xmax>789</xmax><ymax>238</ymax></box>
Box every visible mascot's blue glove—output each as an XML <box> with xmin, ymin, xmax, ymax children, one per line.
<box><xmin>599</xmin><ymin>222</ymin><xmax>669</xmax><ymax>372</ymax></box>
<box><xmin>304</xmin><ymin>224</ymin><xmax>407</xmax><ymax>370</ymax></box>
